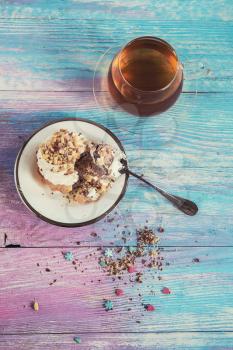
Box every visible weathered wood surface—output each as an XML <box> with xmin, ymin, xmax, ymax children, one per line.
<box><xmin>1</xmin><ymin>333</ymin><xmax>233</xmax><ymax>350</ymax></box>
<box><xmin>1</xmin><ymin>212</ymin><xmax>233</xmax><ymax>248</ymax></box>
<box><xmin>1</xmin><ymin>0</ymin><xmax>233</xmax><ymax>347</ymax></box>
<box><xmin>1</xmin><ymin>93</ymin><xmax>233</xmax><ymax>170</ymax></box>
<box><xmin>1</xmin><ymin>92</ymin><xmax>233</xmax><ymax>247</ymax></box>
<box><xmin>1</xmin><ymin>0</ymin><xmax>233</xmax><ymax>21</ymax></box>
<box><xmin>0</xmin><ymin>19</ymin><xmax>232</xmax><ymax>92</ymax></box>
<box><xmin>0</xmin><ymin>247</ymin><xmax>233</xmax><ymax>333</ymax></box>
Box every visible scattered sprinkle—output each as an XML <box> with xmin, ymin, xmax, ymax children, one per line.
<box><xmin>98</xmin><ymin>227</ymin><xmax>161</xmax><ymax>276</ymax></box>
<box><xmin>161</xmin><ymin>287</ymin><xmax>171</xmax><ymax>295</ymax></box>
<box><xmin>135</xmin><ymin>272</ymin><xmax>143</xmax><ymax>283</ymax></box>
<box><xmin>128</xmin><ymin>246</ymin><xmax>137</xmax><ymax>253</ymax></box>
<box><xmin>99</xmin><ymin>260</ymin><xmax>107</xmax><ymax>267</ymax></box>
<box><xmin>119</xmin><ymin>247</ymin><xmax>127</xmax><ymax>256</ymax></box>
<box><xmin>49</xmin><ymin>279</ymin><xmax>57</xmax><ymax>286</ymax></box>
<box><xmin>107</xmin><ymin>217</ymin><xmax>114</xmax><ymax>223</ymax></box>
<box><xmin>103</xmin><ymin>299</ymin><xmax>113</xmax><ymax>311</ymax></box>
<box><xmin>149</xmin><ymin>249</ymin><xmax>158</xmax><ymax>258</ymax></box>
<box><xmin>192</xmin><ymin>258</ymin><xmax>200</xmax><ymax>263</ymax></box>
<box><xmin>73</xmin><ymin>336</ymin><xmax>82</xmax><ymax>344</ymax></box>
<box><xmin>128</xmin><ymin>265</ymin><xmax>136</xmax><ymax>273</ymax></box>
<box><xmin>115</xmin><ymin>288</ymin><xmax>124</xmax><ymax>296</ymax></box>
<box><xmin>145</xmin><ymin>304</ymin><xmax>155</xmax><ymax>312</ymax></box>
<box><xmin>33</xmin><ymin>300</ymin><xmax>39</xmax><ymax>312</ymax></box>
<box><xmin>157</xmin><ymin>226</ymin><xmax>164</xmax><ymax>233</ymax></box>
<box><xmin>104</xmin><ymin>248</ymin><xmax>113</xmax><ymax>258</ymax></box>
<box><xmin>63</xmin><ymin>251</ymin><xmax>74</xmax><ymax>261</ymax></box>
<box><xmin>137</xmin><ymin>227</ymin><xmax>160</xmax><ymax>245</ymax></box>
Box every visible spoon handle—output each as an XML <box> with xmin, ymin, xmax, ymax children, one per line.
<box><xmin>127</xmin><ymin>169</ymin><xmax>198</xmax><ymax>216</ymax></box>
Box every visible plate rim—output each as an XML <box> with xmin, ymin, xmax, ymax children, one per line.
<box><xmin>14</xmin><ymin>118</ymin><xmax>129</xmax><ymax>228</ymax></box>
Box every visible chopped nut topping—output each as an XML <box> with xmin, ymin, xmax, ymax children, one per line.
<box><xmin>40</xmin><ymin>129</ymin><xmax>86</xmax><ymax>168</ymax></box>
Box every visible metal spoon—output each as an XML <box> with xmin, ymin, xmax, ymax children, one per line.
<box><xmin>120</xmin><ymin>159</ymin><xmax>198</xmax><ymax>216</ymax></box>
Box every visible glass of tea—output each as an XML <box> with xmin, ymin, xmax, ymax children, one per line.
<box><xmin>108</xmin><ymin>36</ymin><xmax>183</xmax><ymax>116</ymax></box>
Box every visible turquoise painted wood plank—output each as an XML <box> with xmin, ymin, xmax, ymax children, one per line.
<box><xmin>0</xmin><ymin>247</ymin><xmax>233</xmax><ymax>333</ymax></box>
<box><xmin>0</xmin><ymin>19</ymin><xmax>232</xmax><ymax>92</ymax></box>
<box><xmin>1</xmin><ymin>0</ymin><xmax>233</xmax><ymax>21</ymax></box>
<box><xmin>1</xmin><ymin>333</ymin><xmax>233</xmax><ymax>350</ymax></box>
<box><xmin>1</xmin><ymin>212</ymin><xmax>233</xmax><ymax>248</ymax></box>
<box><xmin>1</xmin><ymin>92</ymin><xmax>233</xmax><ymax>169</ymax></box>
<box><xmin>1</xmin><ymin>92</ymin><xmax>233</xmax><ymax>247</ymax></box>
<box><xmin>0</xmin><ymin>1</ymin><xmax>231</xmax><ymax>349</ymax></box>
<box><xmin>0</xmin><ymin>161</ymin><xmax>233</xmax><ymax>227</ymax></box>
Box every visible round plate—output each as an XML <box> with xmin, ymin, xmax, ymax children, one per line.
<box><xmin>14</xmin><ymin>118</ymin><xmax>128</xmax><ymax>227</ymax></box>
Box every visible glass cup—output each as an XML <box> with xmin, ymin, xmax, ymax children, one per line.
<box><xmin>108</xmin><ymin>36</ymin><xmax>183</xmax><ymax>116</ymax></box>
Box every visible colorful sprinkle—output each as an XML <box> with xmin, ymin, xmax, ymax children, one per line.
<box><xmin>63</xmin><ymin>251</ymin><xmax>73</xmax><ymax>261</ymax></box>
<box><xmin>104</xmin><ymin>248</ymin><xmax>113</xmax><ymax>258</ymax></box>
<box><xmin>128</xmin><ymin>246</ymin><xmax>137</xmax><ymax>254</ymax></box>
<box><xmin>73</xmin><ymin>336</ymin><xmax>82</xmax><ymax>344</ymax></box>
<box><xmin>157</xmin><ymin>226</ymin><xmax>164</xmax><ymax>233</ymax></box>
<box><xmin>145</xmin><ymin>304</ymin><xmax>155</xmax><ymax>312</ymax></box>
<box><xmin>103</xmin><ymin>299</ymin><xmax>113</xmax><ymax>311</ymax></box>
<box><xmin>33</xmin><ymin>301</ymin><xmax>39</xmax><ymax>312</ymax></box>
<box><xmin>119</xmin><ymin>247</ymin><xmax>127</xmax><ymax>256</ymax></box>
<box><xmin>99</xmin><ymin>260</ymin><xmax>107</xmax><ymax>267</ymax></box>
<box><xmin>161</xmin><ymin>287</ymin><xmax>171</xmax><ymax>295</ymax></box>
<box><xmin>115</xmin><ymin>288</ymin><xmax>124</xmax><ymax>296</ymax></box>
<box><xmin>128</xmin><ymin>265</ymin><xmax>136</xmax><ymax>273</ymax></box>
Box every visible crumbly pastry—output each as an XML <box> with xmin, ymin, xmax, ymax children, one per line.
<box><xmin>37</xmin><ymin>129</ymin><xmax>87</xmax><ymax>193</ymax></box>
<box><xmin>37</xmin><ymin>129</ymin><xmax>125</xmax><ymax>203</ymax></box>
<box><xmin>68</xmin><ymin>143</ymin><xmax>125</xmax><ymax>203</ymax></box>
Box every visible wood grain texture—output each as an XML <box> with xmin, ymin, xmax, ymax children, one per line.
<box><xmin>1</xmin><ymin>333</ymin><xmax>233</xmax><ymax>350</ymax></box>
<box><xmin>1</xmin><ymin>0</ymin><xmax>233</xmax><ymax>21</ymax></box>
<box><xmin>0</xmin><ymin>247</ymin><xmax>233</xmax><ymax>333</ymax></box>
<box><xmin>1</xmin><ymin>93</ymin><xmax>233</xmax><ymax>169</ymax></box>
<box><xmin>1</xmin><ymin>93</ymin><xmax>233</xmax><ymax>246</ymax></box>
<box><xmin>1</xmin><ymin>213</ymin><xmax>233</xmax><ymax>248</ymax></box>
<box><xmin>0</xmin><ymin>19</ymin><xmax>232</xmax><ymax>92</ymax></box>
<box><xmin>0</xmin><ymin>0</ymin><xmax>233</xmax><ymax>346</ymax></box>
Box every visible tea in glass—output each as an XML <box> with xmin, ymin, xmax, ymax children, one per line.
<box><xmin>109</xmin><ymin>36</ymin><xmax>183</xmax><ymax>116</ymax></box>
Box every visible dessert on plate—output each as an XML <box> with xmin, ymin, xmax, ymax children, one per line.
<box><xmin>70</xmin><ymin>143</ymin><xmax>124</xmax><ymax>203</ymax></box>
<box><xmin>36</xmin><ymin>129</ymin><xmax>86</xmax><ymax>194</ymax></box>
<box><xmin>36</xmin><ymin>128</ymin><xmax>125</xmax><ymax>203</ymax></box>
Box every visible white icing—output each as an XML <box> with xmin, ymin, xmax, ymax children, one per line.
<box><xmin>87</xmin><ymin>187</ymin><xmax>99</xmax><ymax>200</ymax></box>
<box><xmin>37</xmin><ymin>148</ymin><xmax>78</xmax><ymax>186</ymax></box>
<box><xmin>90</xmin><ymin>143</ymin><xmax>125</xmax><ymax>179</ymax></box>
<box><xmin>109</xmin><ymin>150</ymin><xmax>126</xmax><ymax>179</ymax></box>
<box><xmin>76</xmin><ymin>134</ymin><xmax>88</xmax><ymax>154</ymax></box>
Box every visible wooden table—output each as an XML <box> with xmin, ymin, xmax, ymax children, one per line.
<box><xmin>1</xmin><ymin>1</ymin><xmax>233</xmax><ymax>349</ymax></box>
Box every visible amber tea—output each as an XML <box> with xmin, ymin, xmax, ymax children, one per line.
<box><xmin>109</xmin><ymin>36</ymin><xmax>183</xmax><ymax>116</ymax></box>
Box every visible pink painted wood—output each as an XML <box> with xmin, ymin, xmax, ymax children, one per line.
<box><xmin>1</xmin><ymin>333</ymin><xmax>233</xmax><ymax>350</ymax></box>
<box><xmin>0</xmin><ymin>247</ymin><xmax>232</xmax><ymax>333</ymax></box>
<box><xmin>1</xmin><ymin>2</ymin><xmax>233</xmax><ymax>347</ymax></box>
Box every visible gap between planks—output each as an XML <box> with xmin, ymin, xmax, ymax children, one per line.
<box><xmin>0</xmin><ymin>90</ymin><xmax>231</xmax><ymax>94</ymax></box>
<box><xmin>1</xmin><ymin>245</ymin><xmax>233</xmax><ymax>249</ymax></box>
<box><xmin>2</xmin><ymin>331</ymin><xmax>233</xmax><ymax>334</ymax></box>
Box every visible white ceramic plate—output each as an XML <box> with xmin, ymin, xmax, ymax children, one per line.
<box><xmin>14</xmin><ymin>118</ymin><xmax>128</xmax><ymax>227</ymax></box>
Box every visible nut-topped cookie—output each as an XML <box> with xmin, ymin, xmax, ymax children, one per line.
<box><xmin>37</xmin><ymin>129</ymin><xmax>87</xmax><ymax>193</ymax></box>
<box><xmin>36</xmin><ymin>129</ymin><xmax>125</xmax><ymax>202</ymax></box>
